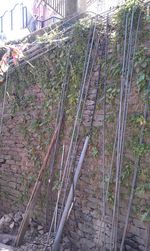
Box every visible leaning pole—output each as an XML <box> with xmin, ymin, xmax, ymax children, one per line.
<box><xmin>53</xmin><ymin>136</ymin><xmax>89</xmax><ymax>251</ymax></box>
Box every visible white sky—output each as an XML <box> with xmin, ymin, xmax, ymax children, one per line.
<box><xmin>0</xmin><ymin>0</ymin><xmax>33</xmax><ymax>15</ymax></box>
<box><xmin>0</xmin><ymin>0</ymin><xmax>34</xmax><ymax>40</ymax></box>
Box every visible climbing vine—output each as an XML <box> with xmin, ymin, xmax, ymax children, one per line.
<box><xmin>1</xmin><ymin>1</ymin><xmax>149</xmax><ymax>223</ymax></box>
<box><xmin>99</xmin><ymin>0</ymin><xmax>150</xmax><ymax>222</ymax></box>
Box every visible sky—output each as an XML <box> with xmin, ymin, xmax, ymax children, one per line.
<box><xmin>0</xmin><ymin>0</ymin><xmax>34</xmax><ymax>40</ymax></box>
<box><xmin>0</xmin><ymin>0</ymin><xmax>33</xmax><ymax>15</ymax></box>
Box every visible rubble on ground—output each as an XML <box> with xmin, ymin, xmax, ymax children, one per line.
<box><xmin>0</xmin><ymin>212</ymin><xmax>72</xmax><ymax>251</ymax></box>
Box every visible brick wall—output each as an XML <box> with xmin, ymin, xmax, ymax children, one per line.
<box><xmin>0</xmin><ymin>84</ymin><xmax>44</xmax><ymax>216</ymax></box>
<box><xmin>0</xmin><ymin>25</ymin><xmax>150</xmax><ymax>251</ymax></box>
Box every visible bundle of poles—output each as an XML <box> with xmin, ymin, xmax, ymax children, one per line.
<box><xmin>4</xmin><ymin>2</ymin><xmax>149</xmax><ymax>251</ymax></box>
<box><xmin>109</xmin><ymin>7</ymin><xmax>143</xmax><ymax>251</ymax></box>
<box><xmin>0</xmin><ymin>8</ymin><xmax>115</xmax><ymax>137</ymax></box>
<box><xmin>45</xmin><ymin>16</ymin><xmax>107</xmax><ymax>251</ymax></box>
<box><xmin>96</xmin><ymin>5</ymin><xmax>150</xmax><ymax>251</ymax></box>
<box><xmin>14</xmin><ymin>14</ymin><xmax>107</xmax><ymax>250</ymax></box>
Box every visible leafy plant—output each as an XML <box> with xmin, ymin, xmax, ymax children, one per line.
<box><xmin>133</xmin><ymin>143</ymin><xmax>150</xmax><ymax>157</ymax></box>
<box><xmin>106</xmin><ymin>87</ymin><xmax>119</xmax><ymax>104</ymax></box>
<box><xmin>107</xmin><ymin>192</ymin><xmax>114</xmax><ymax>204</ymax></box>
<box><xmin>121</xmin><ymin>164</ymin><xmax>132</xmax><ymax>182</ymax></box>
<box><xmin>134</xmin><ymin>46</ymin><xmax>150</xmax><ymax>93</ymax></box>
<box><xmin>91</xmin><ymin>146</ymin><xmax>99</xmax><ymax>158</ymax></box>
<box><xmin>129</xmin><ymin>113</ymin><xmax>146</xmax><ymax>127</ymax></box>
<box><xmin>136</xmin><ymin>183</ymin><xmax>150</xmax><ymax>195</ymax></box>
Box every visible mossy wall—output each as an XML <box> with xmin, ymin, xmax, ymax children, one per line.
<box><xmin>0</xmin><ymin>1</ymin><xmax>150</xmax><ymax>250</ymax></box>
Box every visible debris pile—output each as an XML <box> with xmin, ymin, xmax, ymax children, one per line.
<box><xmin>0</xmin><ymin>212</ymin><xmax>72</xmax><ymax>251</ymax></box>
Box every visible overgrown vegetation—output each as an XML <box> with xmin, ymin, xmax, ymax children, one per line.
<box><xmin>102</xmin><ymin>0</ymin><xmax>150</xmax><ymax>221</ymax></box>
<box><xmin>0</xmin><ymin>0</ymin><xmax>149</xmax><ymax>222</ymax></box>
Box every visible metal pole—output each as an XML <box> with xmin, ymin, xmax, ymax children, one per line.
<box><xmin>52</xmin><ymin>136</ymin><xmax>89</xmax><ymax>251</ymax></box>
<box><xmin>0</xmin><ymin>71</ymin><xmax>9</xmax><ymax>135</ymax></box>
<box><xmin>10</xmin><ymin>10</ymin><xmax>13</xmax><ymax>30</ymax></box>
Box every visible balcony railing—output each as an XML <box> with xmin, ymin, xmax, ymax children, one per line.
<box><xmin>43</xmin><ymin>0</ymin><xmax>66</xmax><ymax>17</ymax></box>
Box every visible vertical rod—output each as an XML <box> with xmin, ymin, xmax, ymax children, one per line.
<box><xmin>0</xmin><ymin>17</ymin><xmax>3</xmax><ymax>33</ymax></box>
<box><xmin>53</xmin><ymin>136</ymin><xmax>89</xmax><ymax>251</ymax></box>
<box><xmin>10</xmin><ymin>10</ymin><xmax>13</xmax><ymax>30</ymax></box>
<box><xmin>22</xmin><ymin>6</ymin><xmax>25</xmax><ymax>29</ymax></box>
<box><xmin>0</xmin><ymin>72</ymin><xmax>9</xmax><ymax>135</ymax></box>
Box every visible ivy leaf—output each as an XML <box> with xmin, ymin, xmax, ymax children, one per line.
<box><xmin>137</xmin><ymin>73</ymin><xmax>145</xmax><ymax>83</ymax></box>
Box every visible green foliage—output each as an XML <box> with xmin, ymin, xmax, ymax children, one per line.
<box><xmin>132</xmin><ymin>204</ymin><xmax>150</xmax><ymax>222</ymax></box>
<box><xmin>91</xmin><ymin>146</ymin><xmax>99</xmax><ymax>158</ymax></box>
<box><xmin>121</xmin><ymin>164</ymin><xmax>132</xmax><ymax>182</ymax></box>
<box><xmin>134</xmin><ymin>46</ymin><xmax>150</xmax><ymax>93</ymax></box>
<box><xmin>105</xmin><ymin>142</ymin><xmax>114</xmax><ymax>153</ymax></box>
<box><xmin>141</xmin><ymin>209</ymin><xmax>150</xmax><ymax>222</ymax></box>
<box><xmin>114</xmin><ymin>0</ymin><xmax>144</xmax><ymax>42</ymax></box>
<box><xmin>107</xmin><ymin>192</ymin><xmax>114</xmax><ymax>204</ymax></box>
<box><xmin>2</xmin><ymin>2</ymin><xmax>149</xmax><ymax>222</ymax></box>
<box><xmin>136</xmin><ymin>183</ymin><xmax>150</xmax><ymax>195</ymax></box>
<box><xmin>129</xmin><ymin>113</ymin><xmax>146</xmax><ymax>127</ymax></box>
<box><xmin>133</xmin><ymin>142</ymin><xmax>150</xmax><ymax>157</ymax></box>
<box><xmin>0</xmin><ymin>84</ymin><xmax>4</xmax><ymax>99</ymax></box>
<box><xmin>106</xmin><ymin>87</ymin><xmax>119</xmax><ymax>104</ymax></box>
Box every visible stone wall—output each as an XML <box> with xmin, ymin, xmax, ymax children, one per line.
<box><xmin>0</xmin><ymin>5</ymin><xmax>150</xmax><ymax>251</ymax></box>
<box><xmin>66</xmin><ymin>70</ymin><xmax>150</xmax><ymax>251</ymax></box>
<box><xmin>1</xmin><ymin>62</ymin><xmax>149</xmax><ymax>251</ymax></box>
<box><xmin>0</xmin><ymin>84</ymin><xmax>45</xmax><ymax>217</ymax></box>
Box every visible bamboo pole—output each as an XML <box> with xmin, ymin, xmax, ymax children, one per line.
<box><xmin>15</xmin><ymin>120</ymin><xmax>62</xmax><ymax>247</ymax></box>
<box><xmin>52</xmin><ymin>136</ymin><xmax>89</xmax><ymax>251</ymax></box>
